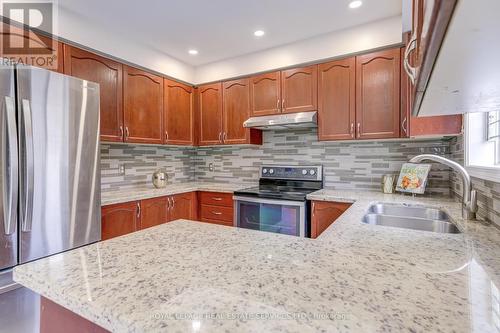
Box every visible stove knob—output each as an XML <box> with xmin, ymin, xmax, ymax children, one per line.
<box><xmin>309</xmin><ymin>169</ymin><xmax>316</xmax><ymax>176</ymax></box>
<box><xmin>301</xmin><ymin>169</ymin><xmax>308</xmax><ymax>175</ymax></box>
<box><xmin>269</xmin><ymin>169</ymin><xmax>275</xmax><ymax>175</ymax></box>
<box><xmin>263</xmin><ymin>168</ymin><xmax>268</xmax><ymax>174</ymax></box>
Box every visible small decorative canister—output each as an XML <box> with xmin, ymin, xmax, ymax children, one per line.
<box><xmin>152</xmin><ymin>169</ymin><xmax>168</xmax><ymax>188</ymax></box>
<box><xmin>382</xmin><ymin>174</ymin><xmax>395</xmax><ymax>194</ymax></box>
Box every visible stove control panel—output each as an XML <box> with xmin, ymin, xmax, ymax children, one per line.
<box><xmin>260</xmin><ymin>165</ymin><xmax>322</xmax><ymax>181</ymax></box>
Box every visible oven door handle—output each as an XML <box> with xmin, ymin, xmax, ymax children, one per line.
<box><xmin>233</xmin><ymin>196</ymin><xmax>307</xmax><ymax>207</ymax></box>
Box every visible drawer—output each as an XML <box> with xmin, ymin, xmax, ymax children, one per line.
<box><xmin>200</xmin><ymin>204</ymin><xmax>233</xmax><ymax>223</ymax></box>
<box><xmin>200</xmin><ymin>218</ymin><xmax>233</xmax><ymax>227</ymax></box>
<box><xmin>198</xmin><ymin>191</ymin><xmax>233</xmax><ymax>207</ymax></box>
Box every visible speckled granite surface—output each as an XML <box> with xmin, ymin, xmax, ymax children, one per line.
<box><xmin>101</xmin><ymin>182</ymin><xmax>252</xmax><ymax>206</ymax></box>
<box><xmin>14</xmin><ymin>191</ymin><xmax>500</xmax><ymax>332</ymax></box>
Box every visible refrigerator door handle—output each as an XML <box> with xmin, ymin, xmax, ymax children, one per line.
<box><xmin>3</xmin><ymin>96</ymin><xmax>18</xmax><ymax>235</ymax></box>
<box><xmin>20</xmin><ymin>99</ymin><xmax>34</xmax><ymax>232</ymax></box>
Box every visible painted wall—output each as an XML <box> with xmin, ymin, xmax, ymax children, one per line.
<box><xmin>194</xmin><ymin>16</ymin><xmax>402</xmax><ymax>84</ymax></box>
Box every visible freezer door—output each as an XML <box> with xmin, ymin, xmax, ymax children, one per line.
<box><xmin>17</xmin><ymin>66</ymin><xmax>101</xmax><ymax>263</ymax></box>
<box><xmin>0</xmin><ymin>65</ymin><xmax>18</xmax><ymax>271</ymax></box>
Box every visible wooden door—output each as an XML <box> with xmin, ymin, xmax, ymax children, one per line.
<box><xmin>311</xmin><ymin>201</ymin><xmax>351</xmax><ymax>238</ymax></box>
<box><xmin>356</xmin><ymin>48</ymin><xmax>401</xmax><ymax>140</ymax></box>
<box><xmin>64</xmin><ymin>45</ymin><xmax>124</xmax><ymax>142</ymax></box>
<box><xmin>164</xmin><ymin>79</ymin><xmax>194</xmax><ymax>145</ymax></box>
<box><xmin>101</xmin><ymin>202</ymin><xmax>138</xmax><ymax>240</ymax></box>
<box><xmin>318</xmin><ymin>58</ymin><xmax>356</xmax><ymax>141</ymax></box>
<box><xmin>0</xmin><ymin>23</ymin><xmax>64</xmax><ymax>73</ymax></box>
<box><xmin>249</xmin><ymin>71</ymin><xmax>281</xmax><ymax>116</ymax></box>
<box><xmin>222</xmin><ymin>78</ymin><xmax>260</xmax><ymax>145</ymax></box>
<box><xmin>123</xmin><ymin>65</ymin><xmax>163</xmax><ymax>144</ymax></box>
<box><xmin>139</xmin><ymin>196</ymin><xmax>168</xmax><ymax>230</ymax></box>
<box><xmin>198</xmin><ymin>82</ymin><xmax>223</xmax><ymax>146</ymax></box>
<box><xmin>169</xmin><ymin>192</ymin><xmax>197</xmax><ymax>221</ymax></box>
<box><xmin>281</xmin><ymin>65</ymin><xmax>318</xmax><ymax>113</ymax></box>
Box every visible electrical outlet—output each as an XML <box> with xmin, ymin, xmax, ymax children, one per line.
<box><xmin>118</xmin><ymin>164</ymin><xmax>125</xmax><ymax>175</ymax></box>
<box><xmin>208</xmin><ymin>163</ymin><xmax>214</xmax><ymax>172</ymax></box>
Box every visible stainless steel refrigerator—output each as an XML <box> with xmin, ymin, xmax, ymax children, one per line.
<box><xmin>0</xmin><ymin>63</ymin><xmax>101</xmax><ymax>331</ymax></box>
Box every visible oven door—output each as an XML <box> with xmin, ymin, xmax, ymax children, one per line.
<box><xmin>233</xmin><ymin>196</ymin><xmax>306</xmax><ymax>237</ymax></box>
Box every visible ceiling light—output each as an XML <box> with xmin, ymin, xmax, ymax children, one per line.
<box><xmin>349</xmin><ymin>1</ymin><xmax>362</xmax><ymax>9</ymax></box>
<box><xmin>254</xmin><ymin>30</ymin><xmax>265</xmax><ymax>37</ymax></box>
<box><xmin>188</xmin><ymin>49</ymin><xmax>198</xmax><ymax>55</ymax></box>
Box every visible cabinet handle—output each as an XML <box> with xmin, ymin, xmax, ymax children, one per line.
<box><xmin>402</xmin><ymin>117</ymin><xmax>408</xmax><ymax>136</ymax></box>
<box><xmin>218</xmin><ymin>132</ymin><xmax>222</xmax><ymax>143</ymax></box>
<box><xmin>281</xmin><ymin>99</ymin><xmax>285</xmax><ymax>110</ymax></box>
<box><xmin>165</xmin><ymin>131</ymin><xmax>169</xmax><ymax>142</ymax></box>
<box><xmin>119</xmin><ymin>126</ymin><xmax>124</xmax><ymax>139</ymax></box>
<box><xmin>211</xmin><ymin>197</ymin><xmax>223</xmax><ymax>201</ymax></box>
<box><xmin>404</xmin><ymin>31</ymin><xmax>418</xmax><ymax>85</ymax></box>
<box><xmin>357</xmin><ymin>123</ymin><xmax>361</xmax><ymax>138</ymax></box>
<box><xmin>125</xmin><ymin>127</ymin><xmax>130</xmax><ymax>140</ymax></box>
<box><xmin>223</xmin><ymin>132</ymin><xmax>227</xmax><ymax>143</ymax></box>
<box><xmin>211</xmin><ymin>211</ymin><xmax>222</xmax><ymax>216</ymax></box>
<box><xmin>172</xmin><ymin>198</ymin><xmax>175</xmax><ymax>209</ymax></box>
<box><xmin>136</xmin><ymin>202</ymin><xmax>141</xmax><ymax>218</ymax></box>
<box><xmin>350</xmin><ymin>123</ymin><xmax>354</xmax><ymax>138</ymax></box>
<box><xmin>167</xmin><ymin>197</ymin><xmax>172</xmax><ymax>210</ymax></box>
<box><xmin>276</xmin><ymin>99</ymin><xmax>280</xmax><ymax>110</ymax></box>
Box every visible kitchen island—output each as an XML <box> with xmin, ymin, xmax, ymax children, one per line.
<box><xmin>13</xmin><ymin>191</ymin><xmax>500</xmax><ymax>332</ymax></box>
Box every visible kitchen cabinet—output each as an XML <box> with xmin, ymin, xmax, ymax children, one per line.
<box><xmin>249</xmin><ymin>71</ymin><xmax>281</xmax><ymax>116</ymax></box>
<box><xmin>318</xmin><ymin>58</ymin><xmax>356</xmax><ymax>141</ymax></box>
<box><xmin>249</xmin><ymin>66</ymin><xmax>317</xmax><ymax>116</ymax></box>
<box><xmin>356</xmin><ymin>48</ymin><xmax>401</xmax><ymax>140</ymax></box>
<box><xmin>164</xmin><ymin>79</ymin><xmax>195</xmax><ymax>145</ymax></box>
<box><xmin>222</xmin><ymin>78</ymin><xmax>262</xmax><ymax>145</ymax></box>
<box><xmin>169</xmin><ymin>192</ymin><xmax>198</xmax><ymax>221</ymax></box>
<box><xmin>281</xmin><ymin>65</ymin><xmax>317</xmax><ymax>114</ymax></box>
<box><xmin>198</xmin><ymin>192</ymin><xmax>234</xmax><ymax>226</ymax></box>
<box><xmin>400</xmin><ymin>43</ymin><xmax>462</xmax><ymax>138</ymax></box>
<box><xmin>123</xmin><ymin>65</ymin><xmax>163</xmax><ymax>144</ymax></box>
<box><xmin>63</xmin><ymin>45</ymin><xmax>124</xmax><ymax>142</ymax></box>
<box><xmin>101</xmin><ymin>201</ymin><xmax>139</xmax><ymax>240</ymax></box>
<box><xmin>198</xmin><ymin>82</ymin><xmax>223</xmax><ymax>145</ymax></box>
<box><xmin>139</xmin><ymin>196</ymin><xmax>169</xmax><ymax>230</ymax></box>
<box><xmin>311</xmin><ymin>201</ymin><xmax>351</xmax><ymax>238</ymax></box>
<box><xmin>0</xmin><ymin>23</ymin><xmax>64</xmax><ymax>73</ymax></box>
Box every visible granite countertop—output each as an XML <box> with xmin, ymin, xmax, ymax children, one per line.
<box><xmin>14</xmin><ymin>190</ymin><xmax>500</xmax><ymax>332</ymax></box>
<box><xmin>101</xmin><ymin>182</ymin><xmax>252</xmax><ymax>206</ymax></box>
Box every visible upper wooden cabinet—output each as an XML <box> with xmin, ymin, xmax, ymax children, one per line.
<box><xmin>198</xmin><ymin>82</ymin><xmax>223</xmax><ymax>145</ymax></box>
<box><xmin>249</xmin><ymin>71</ymin><xmax>281</xmax><ymax>116</ymax></box>
<box><xmin>281</xmin><ymin>65</ymin><xmax>317</xmax><ymax>113</ymax></box>
<box><xmin>164</xmin><ymin>79</ymin><xmax>194</xmax><ymax>145</ymax></box>
<box><xmin>222</xmin><ymin>78</ymin><xmax>262</xmax><ymax>145</ymax></box>
<box><xmin>101</xmin><ymin>201</ymin><xmax>138</xmax><ymax>240</ymax></box>
<box><xmin>0</xmin><ymin>23</ymin><xmax>64</xmax><ymax>73</ymax></box>
<box><xmin>318</xmin><ymin>58</ymin><xmax>355</xmax><ymax>141</ymax></box>
<box><xmin>64</xmin><ymin>45</ymin><xmax>124</xmax><ymax>142</ymax></box>
<box><xmin>123</xmin><ymin>65</ymin><xmax>163</xmax><ymax>144</ymax></box>
<box><xmin>139</xmin><ymin>196</ymin><xmax>168</xmax><ymax>230</ymax></box>
<box><xmin>356</xmin><ymin>48</ymin><xmax>401</xmax><ymax>140</ymax></box>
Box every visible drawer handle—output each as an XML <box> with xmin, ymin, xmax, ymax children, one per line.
<box><xmin>211</xmin><ymin>197</ymin><xmax>223</xmax><ymax>201</ymax></box>
<box><xmin>211</xmin><ymin>211</ymin><xmax>222</xmax><ymax>215</ymax></box>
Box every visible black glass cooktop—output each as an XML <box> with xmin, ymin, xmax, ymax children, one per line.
<box><xmin>234</xmin><ymin>180</ymin><xmax>322</xmax><ymax>201</ymax></box>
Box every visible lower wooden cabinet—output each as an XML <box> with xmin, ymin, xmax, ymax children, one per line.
<box><xmin>169</xmin><ymin>192</ymin><xmax>198</xmax><ymax>221</ymax></box>
<box><xmin>198</xmin><ymin>191</ymin><xmax>234</xmax><ymax>226</ymax></box>
<box><xmin>139</xmin><ymin>196</ymin><xmax>169</xmax><ymax>230</ymax></box>
<box><xmin>101</xmin><ymin>201</ymin><xmax>139</xmax><ymax>240</ymax></box>
<box><xmin>311</xmin><ymin>201</ymin><xmax>351</xmax><ymax>238</ymax></box>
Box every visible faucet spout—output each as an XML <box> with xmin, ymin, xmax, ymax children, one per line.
<box><xmin>408</xmin><ymin>154</ymin><xmax>477</xmax><ymax>220</ymax></box>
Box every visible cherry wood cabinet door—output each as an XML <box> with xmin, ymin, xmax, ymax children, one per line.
<box><xmin>281</xmin><ymin>65</ymin><xmax>318</xmax><ymax>114</ymax></box>
<box><xmin>318</xmin><ymin>58</ymin><xmax>356</xmax><ymax>141</ymax></box>
<box><xmin>123</xmin><ymin>66</ymin><xmax>163</xmax><ymax>144</ymax></box>
<box><xmin>311</xmin><ymin>201</ymin><xmax>351</xmax><ymax>239</ymax></box>
<box><xmin>356</xmin><ymin>48</ymin><xmax>401</xmax><ymax>140</ymax></box>
<box><xmin>63</xmin><ymin>45</ymin><xmax>124</xmax><ymax>142</ymax></box>
<box><xmin>249</xmin><ymin>71</ymin><xmax>281</xmax><ymax>116</ymax></box>
<box><xmin>101</xmin><ymin>202</ymin><xmax>138</xmax><ymax>240</ymax></box>
<box><xmin>0</xmin><ymin>23</ymin><xmax>64</xmax><ymax>73</ymax></box>
<box><xmin>169</xmin><ymin>192</ymin><xmax>197</xmax><ymax>221</ymax></box>
<box><xmin>139</xmin><ymin>196</ymin><xmax>168</xmax><ymax>230</ymax></box>
<box><xmin>198</xmin><ymin>82</ymin><xmax>223</xmax><ymax>146</ymax></box>
<box><xmin>164</xmin><ymin>79</ymin><xmax>194</xmax><ymax>145</ymax></box>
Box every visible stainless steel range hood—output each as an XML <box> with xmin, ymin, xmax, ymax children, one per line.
<box><xmin>243</xmin><ymin>112</ymin><xmax>317</xmax><ymax>130</ymax></box>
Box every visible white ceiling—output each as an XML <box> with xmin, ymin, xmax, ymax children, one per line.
<box><xmin>58</xmin><ymin>0</ymin><xmax>402</xmax><ymax>66</ymax></box>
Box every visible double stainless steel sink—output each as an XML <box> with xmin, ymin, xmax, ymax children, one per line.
<box><xmin>362</xmin><ymin>203</ymin><xmax>461</xmax><ymax>234</ymax></box>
